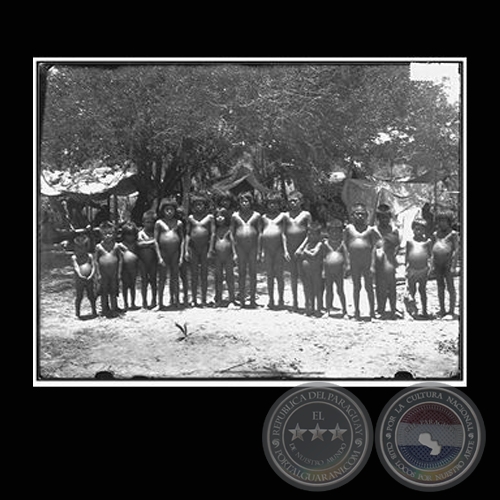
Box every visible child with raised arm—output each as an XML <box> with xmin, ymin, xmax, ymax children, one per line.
<box><xmin>155</xmin><ymin>198</ymin><xmax>184</xmax><ymax>310</ymax></box>
<box><xmin>95</xmin><ymin>221</ymin><xmax>121</xmax><ymax>317</ymax></box>
<box><xmin>211</xmin><ymin>207</ymin><xmax>237</xmax><ymax>307</ymax></box>
<box><xmin>185</xmin><ymin>193</ymin><xmax>214</xmax><ymax>307</ymax></box>
<box><xmin>322</xmin><ymin>220</ymin><xmax>348</xmax><ymax>318</ymax></box>
<box><xmin>231</xmin><ymin>191</ymin><xmax>261</xmax><ymax>308</ymax></box>
<box><xmin>284</xmin><ymin>191</ymin><xmax>312</xmax><ymax>311</ymax></box>
<box><xmin>405</xmin><ymin>217</ymin><xmax>432</xmax><ymax>318</ymax></box>
<box><xmin>373</xmin><ymin>204</ymin><xmax>401</xmax><ymax>319</ymax></box>
<box><xmin>343</xmin><ymin>203</ymin><xmax>380</xmax><ymax>320</ymax></box>
<box><xmin>118</xmin><ymin>222</ymin><xmax>140</xmax><ymax>310</ymax></box>
<box><xmin>71</xmin><ymin>234</ymin><xmax>97</xmax><ymax>318</ymax></box>
<box><xmin>259</xmin><ymin>192</ymin><xmax>291</xmax><ymax>309</ymax></box>
<box><xmin>137</xmin><ymin>210</ymin><xmax>159</xmax><ymax>309</ymax></box>
<box><xmin>295</xmin><ymin>222</ymin><xmax>324</xmax><ymax>316</ymax></box>
<box><xmin>432</xmin><ymin>210</ymin><xmax>459</xmax><ymax>318</ymax></box>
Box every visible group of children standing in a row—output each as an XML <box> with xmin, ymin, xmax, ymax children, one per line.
<box><xmin>72</xmin><ymin>190</ymin><xmax>458</xmax><ymax>320</ymax></box>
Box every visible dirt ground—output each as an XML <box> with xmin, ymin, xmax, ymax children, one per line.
<box><xmin>37</xmin><ymin>249</ymin><xmax>461</xmax><ymax>381</ymax></box>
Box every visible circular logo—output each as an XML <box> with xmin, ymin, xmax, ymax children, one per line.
<box><xmin>262</xmin><ymin>383</ymin><xmax>372</xmax><ymax>491</ymax></box>
<box><xmin>376</xmin><ymin>384</ymin><xmax>485</xmax><ymax>491</ymax></box>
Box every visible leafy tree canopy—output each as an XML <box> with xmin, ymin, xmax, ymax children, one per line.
<box><xmin>41</xmin><ymin>63</ymin><xmax>459</xmax><ymax>216</ymax></box>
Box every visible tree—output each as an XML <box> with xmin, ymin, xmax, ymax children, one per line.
<box><xmin>41</xmin><ymin>63</ymin><xmax>460</xmax><ymax>221</ymax></box>
<box><xmin>42</xmin><ymin>65</ymin><xmax>241</xmax><ymax>219</ymax></box>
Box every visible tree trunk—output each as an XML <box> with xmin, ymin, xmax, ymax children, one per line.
<box><xmin>181</xmin><ymin>162</ymin><xmax>192</xmax><ymax>212</ymax></box>
<box><xmin>131</xmin><ymin>188</ymin><xmax>153</xmax><ymax>223</ymax></box>
<box><xmin>161</xmin><ymin>160</ymin><xmax>188</xmax><ymax>199</ymax></box>
<box><xmin>160</xmin><ymin>147</ymin><xmax>186</xmax><ymax>199</ymax></box>
<box><xmin>154</xmin><ymin>154</ymin><xmax>163</xmax><ymax>199</ymax></box>
<box><xmin>130</xmin><ymin>153</ymin><xmax>155</xmax><ymax>223</ymax></box>
<box><xmin>433</xmin><ymin>161</ymin><xmax>439</xmax><ymax>214</ymax></box>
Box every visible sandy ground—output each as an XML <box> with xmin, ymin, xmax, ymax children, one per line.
<box><xmin>37</xmin><ymin>249</ymin><xmax>461</xmax><ymax>381</ymax></box>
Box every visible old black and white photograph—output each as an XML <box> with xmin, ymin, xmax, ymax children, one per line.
<box><xmin>35</xmin><ymin>58</ymin><xmax>465</xmax><ymax>384</ymax></box>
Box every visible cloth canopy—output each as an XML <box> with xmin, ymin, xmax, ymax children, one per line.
<box><xmin>342</xmin><ymin>179</ymin><xmax>435</xmax><ymax>244</ymax></box>
<box><xmin>40</xmin><ymin>162</ymin><xmax>138</xmax><ymax>201</ymax></box>
<box><xmin>212</xmin><ymin>164</ymin><xmax>269</xmax><ymax>196</ymax></box>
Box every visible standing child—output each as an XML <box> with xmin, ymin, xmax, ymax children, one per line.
<box><xmin>259</xmin><ymin>192</ymin><xmax>290</xmax><ymax>309</ymax></box>
<box><xmin>137</xmin><ymin>210</ymin><xmax>159</xmax><ymax>309</ymax></box>
<box><xmin>231</xmin><ymin>191</ymin><xmax>261</xmax><ymax>308</ymax></box>
<box><xmin>95</xmin><ymin>221</ymin><xmax>121</xmax><ymax>317</ymax></box>
<box><xmin>432</xmin><ymin>210</ymin><xmax>459</xmax><ymax>318</ymax></box>
<box><xmin>405</xmin><ymin>217</ymin><xmax>432</xmax><ymax>318</ymax></box>
<box><xmin>118</xmin><ymin>222</ymin><xmax>140</xmax><ymax>310</ymax></box>
<box><xmin>343</xmin><ymin>203</ymin><xmax>380</xmax><ymax>320</ymax></box>
<box><xmin>155</xmin><ymin>198</ymin><xmax>184</xmax><ymax>310</ymax></box>
<box><xmin>185</xmin><ymin>193</ymin><xmax>214</xmax><ymax>307</ymax></box>
<box><xmin>216</xmin><ymin>190</ymin><xmax>235</xmax><ymax>216</ymax></box>
<box><xmin>211</xmin><ymin>207</ymin><xmax>237</xmax><ymax>307</ymax></box>
<box><xmin>295</xmin><ymin>222</ymin><xmax>324</xmax><ymax>316</ymax></box>
<box><xmin>322</xmin><ymin>220</ymin><xmax>348</xmax><ymax>318</ymax></box>
<box><xmin>284</xmin><ymin>191</ymin><xmax>312</xmax><ymax>311</ymax></box>
<box><xmin>373</xmin><ymin>204</ymin><xmax>401</xmax><ymax>318</ymax></box>
<box><xmin>71</xmin><ymin>235</ymin><xmax>97</xmax><ymax>318</ymax></box>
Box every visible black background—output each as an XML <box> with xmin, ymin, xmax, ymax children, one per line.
<box><xmin>35</xmin><ymin>53</ymin><xmax>486</xmax><ymax>497</ymax></box>
<box><xmin>36</xmin><ymin>385</ymin><xmax>487</xmax><ymax>498</ymax></box>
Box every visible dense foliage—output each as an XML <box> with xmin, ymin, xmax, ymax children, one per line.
<box><xmin>41</xmin><ymin>63</ymin><xmax>459</xmax><ymax>218</ymax></box>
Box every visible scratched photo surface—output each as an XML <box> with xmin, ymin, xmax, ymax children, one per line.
<box><xmin>37</xmin><ymin>60</ymin><xmax>464</xmax><ymax>382</ymax></box>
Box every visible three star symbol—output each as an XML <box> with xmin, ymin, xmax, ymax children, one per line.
<box><xmin>288</xmin><ymin>423</ymin><xmax>347</xmax><ymax>442</ymax></box>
